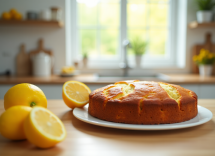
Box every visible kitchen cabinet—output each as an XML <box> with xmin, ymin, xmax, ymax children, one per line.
<box><xmin>0</xmin><ymin>84</ymin><xmax>106</xmax><ymax>99</ymax></box>
<box><xmin>199</xmin><ymin>84</ymin><xmax>215</xmax><ymax>99</ymax></box>
<box><xmin>180</xmin><ymin>84</ymin><xmax>200</xmax><ymax>96</ymax></box>
<box><xmin>35</xmin><ymin>84</ymin><xmax>105</xmax><ymax>99</ymax></box>
<box><xmin>1</xmin><ymin>84</ymin><xmax>215</xmax><ymax>99</ymax></box>
<box><xmin>181</xmin><ymin>84</ymin><xmax>215</xmax><ymax>99</ymax></box>
<box><xmin>0</xmin><ymin>74</ymin><xmax>215</xmax><ymax>99</ymax></box>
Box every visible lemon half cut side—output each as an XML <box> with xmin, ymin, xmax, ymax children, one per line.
<box><xmin>62</xmin><ymin>81</ymin><xmax>91</xmax><ymax>109</ymax></box>
<box><xmin>24</xmin><ymin>106</ymin><xmax>66</xmax><ymax>148</ymax></box>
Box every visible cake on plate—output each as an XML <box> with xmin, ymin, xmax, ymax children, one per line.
<box><xmin>88</xmin><ymin>80</ymin><xmax>198</xmax><ymax>124</ymax></box>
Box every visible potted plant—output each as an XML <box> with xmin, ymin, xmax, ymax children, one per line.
<box><xmin>82</xmin><ymin>52</ymin><xmax>88</xmax><ymax>68</ymax></box>
<box><xmin>196</xmin><ymin>0</ymin><xmax>215</xmax><ymax>23</ymax></box>
<box><xmin>131</xmin><ymin>37</ymin><xmax>148</xmax><ymax>68</ymax></box>
<box><xmin>193</xmin><ymin>48</ymin><xmax>215</xmax><ymax>77</ymax></box>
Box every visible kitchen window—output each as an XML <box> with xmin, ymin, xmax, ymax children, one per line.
<box><xmin>67</xmin><ymin>0</ymin><xmax>177</xmax><ymax>69</ymax></box>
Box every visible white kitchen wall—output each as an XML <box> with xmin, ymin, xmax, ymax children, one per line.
<box><xmin>0</xmin><ymin>0</ymin><xmax>66</xmax><ymax>75</ymax></box>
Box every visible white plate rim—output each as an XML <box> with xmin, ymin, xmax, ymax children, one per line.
<box><xmin>73</xmin><ymin>105</ymin><xmax>213</xmax><ymax>130</ymax></box>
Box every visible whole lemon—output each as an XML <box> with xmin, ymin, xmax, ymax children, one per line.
<box><xmin>13</xmin><ymin>13</ymin><xmax>22</xmax><ymax>20</ymax></box>
<box><xmin>1</xmin><ymin>12</ymin><xmax>11</xmax><ymax>20</ymax></box>
<box><xmin>0</xmin><ymin>106</ymin><xmax>32</xmax><ymax>140</ymax></box>
<box><xmin>9</xmin><ymin>8</ymin><xmax>18</xmax><ymax>15</ymax></box>
<box><xmin>4</xmin><ymin>83</ymin><xmax>47</xmax><ymax>110</ymax></box>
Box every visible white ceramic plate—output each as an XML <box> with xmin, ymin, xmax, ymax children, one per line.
<box><xmin>73</xmin><ymin>105</ymin><xmax>213</xmax><ymax>130</ymax></box>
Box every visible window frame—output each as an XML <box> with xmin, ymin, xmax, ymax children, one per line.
<box><xmin>67</xmin><ymin>0</ymin><xmax>178</xmax><ymax>69</ymax></box>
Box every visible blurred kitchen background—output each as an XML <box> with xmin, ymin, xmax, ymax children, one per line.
<box><xmin>0</xmin><ymin>0</ymin><xmax>215</xmax><ymax>99</ymax></box>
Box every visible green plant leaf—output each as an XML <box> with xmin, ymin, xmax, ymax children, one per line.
<box><xmin>196</xmin><ymin>0</ymin><xmax>215</xmax><ymax>10</ymax></box>
<box><xmin>131</xmin><ymin>37</ymin><xmax>148</xmax><ymax>55</ymax></box>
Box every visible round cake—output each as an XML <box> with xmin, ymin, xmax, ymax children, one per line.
<box><xmin>88</xmin><ymin>80</ymin><xmax>198</xmax><ymax>124</ymax></box>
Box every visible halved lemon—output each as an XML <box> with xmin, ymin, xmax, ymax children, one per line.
<box><xmin>24</xmin><ymin>107</ymin><xmax>66</xmax><ymax>148</ymax></box>
<box><xmin>62</xmin><ymin>81</ymin><xmax>91</xmax><ymax>109</ymax></box>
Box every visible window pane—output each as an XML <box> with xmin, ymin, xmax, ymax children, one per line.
<box><xmin>75</xmin><ymin>0</ymin><xmax>171</xmax><ymax>66</ymax></box>
<box><xmin>149</xmin><ymin>3</ymin><xmax>168</xmax><ymax>27</ymax></box>
<box><xmin>79</xmin><ymin>30</ymin><xmax>97</xmax><ymax>58</ymax></box>
<box><xmin>127</xmin><ymin>0</ymin><xmax>169</xmax><ymax>57</ymax></box>
<box><xmin>100</xmin><ymin>29</ymin><xmax>119</xmax><ymax>58</ymax></box>
<box><xmin>149</xmin><ymin>29</ymin><xmax>167</xmax><ymax>56</ymax></box>
<box><xmin>78</xmin><ymin>3</ymin><xmax>97</xmax><ymax>26</ymax></box>
<box><xmin>127</xmin><ymin>3</ymin><xmax>147</xmax><ymax>27</ymax></box>
<box><xmin>150</xmin><ymin>0</ymin><xmax>169</xmax><ymax>3</ymax></box>
<box><xmin>100</xmin><ymin>2</ymin><xmax>119</xmax><ymax>27</ymax></box>
<box><xmin>127</xmin><ymin>0</ymin><xmax>146</xmax><ymax>3</ymax></box>
<box><xmin>77</xmin><ymin>1</ymin><xmax>120</xmax><ymax>60</ymax></box>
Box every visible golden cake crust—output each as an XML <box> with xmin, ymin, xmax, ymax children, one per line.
<box><xmin>88</xmin><ymin>80</ymin><xmax>198</xmax><ymax>124</ymax></box>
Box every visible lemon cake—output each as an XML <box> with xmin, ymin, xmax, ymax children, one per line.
<box><xmin>88</xmin><ymin>80</ymin><xmax>198</xmax><ymax>124</ymax></box>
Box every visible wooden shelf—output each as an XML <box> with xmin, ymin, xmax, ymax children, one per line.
<box><xmin>189</xmin><ymin>21</ymin><xmax>215</xmax><ymax>29</ymax></box>
<box><xmin>0</xmin><ymin>20</ymin><xmax>63</xmax><ymax>28</ymax></box>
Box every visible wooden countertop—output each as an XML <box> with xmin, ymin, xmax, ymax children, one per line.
<box><xmin>0</xmin><ymin>99</ymin><xmax>214</xmax><ymax>156</ymax></box>
<box><xmin>160</xmin><ymin>74</ymin><xmax>215</xmax><ymax>84</ymax></box>
<box><xmin>0</xmin><ymin>74</ymin><xmax>101</xmax><ymax>85</ymax></box>
<box><xmin>1</xmin><ymin>74</ymin><xmax>215</xmax><ymax>85</ymax></box>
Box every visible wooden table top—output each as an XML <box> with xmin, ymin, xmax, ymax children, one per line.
<box><xmin>0</xmin><ymin>99</ymin><xmax>215</xmax><ymax>156</ymax></box>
